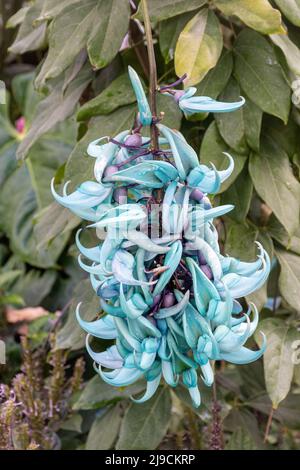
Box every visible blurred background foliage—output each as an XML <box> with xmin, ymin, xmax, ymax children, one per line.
<box><xmin>1</xmin><ymin>0</ymin><xmax>300</xmax><ymax>450</ymax></box>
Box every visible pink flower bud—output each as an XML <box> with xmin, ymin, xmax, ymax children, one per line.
<box><xmin>104</xmin><ymin>165</ymin><xmax>118</xmax><ymax>178</ymax></box>
<box><xmin>125</xmin><ymin>133</ymin><xmax>142</xmax><ymax>147</ymax></box>
<box><xmin>200</xmin><ymin>264</ymin><xmax>213</xmax><ymax>280</ymax></box>
<box><xmin>15</xmin><ymin>116</ymin><xmax>25</xmax><ymax>134</ymax></box>
<box><xmin>113</xmin><ymin>187</ymin><xmax>127</xmax><ymax>203</ymax></box>
<box><xmin>190</xmin><ymin>189</ymin><xmax>204</xmax><ymax>202</ymax></box>
<box><xmin>163</xmin><ymin>292</ymin><xmax>176</xmax><ymax>308</ymax></box>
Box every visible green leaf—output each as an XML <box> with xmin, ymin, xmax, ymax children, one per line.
<box><xmin>221</xmin><ymin>166</ymin><xmax>253</xmax><ymax>223</ymax></box>
<box><xmin>73</xmin><ymin>375</ymin><xmax>146</xmax><ymax>410</ymax></box>
<box><xmin>224</xmin><ymin>219</ymin><xmax>271</xmax><ymax>262</ymax></box>
<box><xmin>37</xmin><ymin>0</ymin><xmax>97</xmax><ymax>82</ymax></box>
<box><xmin>270</xmin><ymin>33</ymin><xmax>300</xmax><ymax>76</ymax></box>
<box><xmin>226</xmin><ymin>427</ymin><xmax>258</xmax><ymax>450</ymax></box>
<box><xmin>66</xmin><ymin>105</ymin><xmax>136</xmax><ymax>189</ymax></box>
<box><xmin>6</xmin><ymin>6</ymin><xmax>31</xmax><ymax>29</ymax></box>
<box><xmin>255</xmin><ymin>318</ymin><xmax>299</xmax><ymax>408</ymax></box>
<box><xmin>116</xmin><ymin>387</ymin><xmax>172</xmax><ymax>450</ymax></box>
<box><xmin>234</xmin><ymin>29</ymin><xmax>291</xmax><ymax>123</ymax></box>
<box><xmin>196</xmin><ymin>50</ymin><xmax>233</xmax><ymax>98</ymax></box>
<box><xmin>134</xmin><ymin>0</ymin><xmax>205</xmax><ymax>22</ymax></box>
<box><xmin>263</xmin><ymin>116</ymin><xmax>300</xmax><ymax>159</ymax></box>
<box><xmin>87</xmin><ymin>0</ymin><xmax>130</xmax><ymax>70</ymax></box>
<box><xmin>0</xmin><ymin>145</ymin><xmax>71</xmax><ymax>267</ymax></box>
<box><xmin>225</xmin><ymin>408</ymin><xmax>265</xmax><ymax>449</ymax></box>
<box><xmin>200</xmin><ymin>121</ymin><xmax>247</xmax><ymax>193</ymax></box>
<box><xmin>86</xmin><ymin>405</ymin><xmax>122</xmax><ymax>450</ymax></box>
<box><xmin>215</xmin><ymin>0</ymin><xmax>284</xmax><ymax>34</ymax></box>
<box><xmin>249</xmin><ymin>135</ymin><xmax>300</xmax><ymax>235</ymax></box>
<box><xmin>243</xmin><ymin>94</ymin><xmax>263</xmax><ymax>153</ymax></box>
<box><xmin>77</xmin><ymin>74</ymin><xmax>136</xmax><ymax>121</ymax></box>
<box><xmin>8</xmin><ymin>1</ymin><xmax>47</xmax><ymax>54</ymax></box>
<box><xmin>156</xmin><ymin>93</ymin><xmax>182</xmax><ymax>130</ymax></box>
<box><xmin>55</xmin><ymin>279</ymin><xmax>100</xmax><ymax>350</ymax></box>
<box><xmin>215</xmin><ymin>78</ymin><xmax>248</xmax><ymax>154</ymax></box>
<box><xmin>268</xmin><ymin>215</ymin><xmax>300</xmax><ymax>255</ymax></box>
<box><xmin>37</xmin><ymin>0</ymin><xmax>82</xmax><ymax>21</ymax></box>
<box><xmin>159</xmin><ymin>11</ymin><xmax>196</xmax><ymax>64</ymax></box>
<box><xmin>34</xmin><ymin>203</ymin><xmax>80</xmax><ymax>249</ymax></box>
<box><xmin>246</xmin><ymin>284</ymin><xmax>268</xmax><ymax>311</ymax></box>
<box><xmin>0</xmin><ymin>270</ymin><xmax>22</xmax><ymax>289</ymax></box>
<box><xmin>276</xmin><ymin>249</ymin><xmax>300</xmax><ymax>310</ymax></box>
<box><xmin>274</xmin><ymin>0</ymin><xmax>300</xmax><ymax>26</ymax></box>
<box><xmin>11</xmin><ymin>269</ymin><xmax>57</xmax><ymax>307</ymax></box>
<box><xmin>175</xmin><ymin>8</ymin><xmax>223</xmax><ymax>87</ymax></box>
<box><xmin>17</xmin><ymin>65</ymin><xmax>91</xmax><ymax>160</ymax></box>
<box><xmin>213</xmin><ymin>80</ymin><xmax>263</xmax><ymax>154</ymax></box>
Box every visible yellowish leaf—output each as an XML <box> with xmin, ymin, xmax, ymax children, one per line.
<box><xmin>175</xmin><ymin>8</ymin><xmax>223</xmax><ymax>87</ymax></box>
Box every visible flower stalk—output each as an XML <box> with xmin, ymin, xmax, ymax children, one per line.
<box><xmin>142</xmin><ymin>0</ymin><xmax>159</xmax><ymax>154</ymax></box>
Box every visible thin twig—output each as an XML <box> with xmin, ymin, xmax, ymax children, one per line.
<box><xmin>264</xmin><ymin>406</ymin><xmax>275</xmax><ymax>443</ymax></box>
<box><xmin>141</xmin><ymin>0</ymin><xmax>159</xmax><ymax>153</ymax></box>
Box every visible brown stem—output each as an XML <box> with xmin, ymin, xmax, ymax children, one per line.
<box><xmin>141</xmin><ymin>0</ymin><xmax>159</xmax><ymax>153</ymax></box>
<box><xmin>264</xmin><ymin>406</ymin><xmax>275</xmax><ymax>443</ymax></box>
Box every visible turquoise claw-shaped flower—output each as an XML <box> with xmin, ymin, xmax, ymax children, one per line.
<box><xmin>163</xmin><ymin>86</ymin><xmax>245</xmax><ymax>117</ymax></box>
<box><xmin>52</xmin><ymin>65</ymin><xmax>270</xmax><ymax>408</ymax></box>
<box><xmin>128</xmin><ymin>66</ymin><xmax>152</xmax><ymax>126</ymax></box>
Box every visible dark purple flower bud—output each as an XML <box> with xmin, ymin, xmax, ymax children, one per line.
<box><xmin>125</xmin><ymin>133</ymin><xmax>142</xmax><ymax>147</ymax></box>
<box><xmin>104</xmin><ymin>165</ymin><xmax>119</xmax><ymax>178</ymax></box>
<box><xmin>190</xmin><ymin>189</ymin><xmax>204</xmax><ymax>202</ymax></box>
<box><xmin>174</xmin><ymin>90</ymin><xmax>185</xmax><ymax>103</ymax></box>
<box><xmin>200</xmin><ymin>264</ymin><xmax>213</xmax><ymax>280</ymax></box>
<box><xmin>152</xmin><ymin>294</ymin><xmax>162</xmax><ymax>307</ymax></box>
<box><xmin>197</xmin><ymin>250</ymin><xmax>207</xmax><ymax>265</ymax></box>
<box><xmin>113</xmin><ymin>187</ymin><xmax>127</xmax><ymax>203</ymax></box>
<box><xmin>163</xmin><ymin>292</ymin><xmax>176</xmax><ymax>308</ymax></box>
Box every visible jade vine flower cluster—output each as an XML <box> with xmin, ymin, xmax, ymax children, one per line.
<box><xmin>52</xmin><ymin>67</ymin><xmax>269</xmax><ymax>407</ymax></box>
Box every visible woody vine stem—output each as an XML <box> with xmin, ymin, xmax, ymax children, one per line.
<box><xmin>142</xmin><ymin>0</ymin><xmax>159</xmax><ymax>153</ymax></box>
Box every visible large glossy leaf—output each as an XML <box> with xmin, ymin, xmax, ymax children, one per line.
<box><xmin>215</xmin><ymin>78</ymin><xmax>248</xmax><ymax>154</ymax></box>
<box><xmin>35</xmin><ymin>0</ymin><xmax>129</xmax><ymax>85</ymax></box>
<box><xmin>276</xmin><ymin>249</ymin><xmax>300</xmax><ymax>310</ymax></box>
<box><xmin>134</xmin><ymin>0</ymin><xmax>205</xmax><ymax>22</ymax></box>
<box><xmin>225</xmin><ymin>409</ymin><xmax>264</xmax><ymax>449</ymax></box>
<box><xmin>34</xmin><ymin>203</ymin><xmax>80</xmax><ymax>249</ymax></box>
<box><xmin>200</xmin><ymin>121</ymin><xmax>247</xmax><ymax>192</ymax></box>
<box><xmin>270</xmin><ymin>33</ymin><xmax>300</xmax><ymax>76</ymax></box>
<box><xmin>226</xmin><ymin>426</ymin><xmax>258</xmax><ymax>450</ymax></box>
<box><xmin>196</xmin><ymin>50</ymin><xmax>233</xmax><ymax>98</ymax></box>
<box><xmin>215</xmin><ymin>0</ymin><xmax>284</xmax><ymax>34</ymax></box>
<box><xmin>66</xmin><ymin>105</ymin><xmax>136</xmax><ymax>188</ymax></box>
<box><xmin>224</xmin><ymin>219</ymin><xmax>272</xmax><ymax>262</ymax></box>
<box><xmin>249</xmin><ymin>135</ymin><xmax>300</xmax><ymax>235</ymax></box>
<box><xmin>73</xmin><ymin>376</ymin><xmax>146</xmax><ymax>410</ymax></box>
<box><xmin>55</xmin><ymin>279</ymin><xmax>99</xmax><ymax>350</ymax></box>
<box><xmin>268</xmin><ymin>215</ymin><xmax>300</xmax><ymax>255</ymax></box>
<box><xmin>274</xmin><ymin>0</ymin><xmax>300</xmax><ymax>26</ymax></box>
<box><xmin>77</xmin><ymin>74</ymin><xmax>136</xmax><ymax>121</ymax></box>
<box><xmin>255</xmin><ymin>318</ymin><xmax>299</xmax><ymax>408</ymax></box>
<box><xmin>0</xmin><ymin>74</ymin><xmax>75</xmax><ymax>268</ymax></box>
<box><xmin>17</xmin><ymin>65</ymin><xmax>91</xmax><ymax>160</ymax></box>
<box><xmin>175</xmin><ymin>8</ymin><xmax>223</xmax><ymax>87</ymax></box>
<box><xmin>159</xmin><ymin>11</ymin><xmax>196</xmax><ymax>64</ymax></box>
<box><xmin>8</xmin><ymin>1</ymin><xmax>47</xmax><ymax>54</ymax></box>
<box><xmin>116</xmin><ymin>387</ymin><xmax>172</xmax><ymax>450</ymax></box>
<box><xmin>87</xmin><ymin>0</ymin><xmax>130</xmax><ymax>70</ymax></box>
<box><xmin>86</xmin><ymin>405</ymin><xmax>122</xmax><ymax>450</ymax></box>
<box><xmin>234</xmin><ymin>29</ymin><xmax>291</xmax><ymax>123</ymax></box>
<box><xmin>37</xmin><ymin>0</ymin><xmax>82</xmax><ymax>21</ymax></box>
<box><xmin>221</xmin><ymin>166</ymin><xmax>253</xmax><ymax>223</ymax></box>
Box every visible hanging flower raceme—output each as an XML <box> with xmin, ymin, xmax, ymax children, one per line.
<box><xmin>52</xmin><ymin>67</ymin><xmax>269</xmax><ymax>407</ymax></box>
